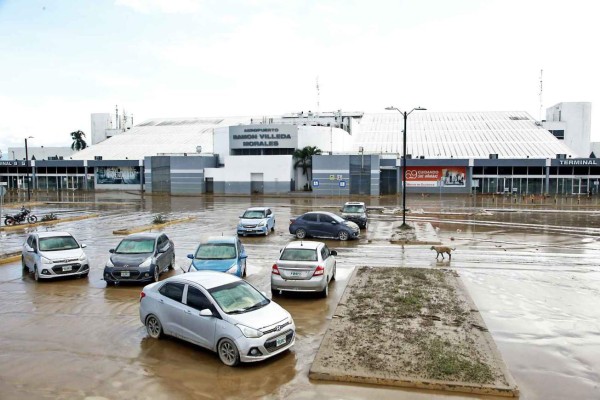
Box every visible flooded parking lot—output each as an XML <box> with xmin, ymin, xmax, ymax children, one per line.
<box><xmin>1</xmin><ymin>193</ymin><xmax>599</xmax><ymax>399</ymax></box>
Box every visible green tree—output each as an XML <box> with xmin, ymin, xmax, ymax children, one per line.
<box><xmin>70</xmin><ymin>130</ymin><xmax>88</xmax><ymax>151</ymax></box>
<box><xmin>293</xmin><ymin>146</ymin><xmax>322</xmax><ymax>190</ymax></box>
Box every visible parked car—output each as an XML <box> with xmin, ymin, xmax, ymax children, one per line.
<box><xmin>288</xmin><ymin>211</ymin><xmax>360</xmax><ymax>241</ymax></box>
<box><xmin>271</xmin><ymin>241</ymin><xmax>337</xmax><ymax>297</ymax></box>
<box><xmin>139</xmin><ymin>271</ymin><xmax>295</xmax><ymax>366</ymax></box>
<box><xmin>186</xmin><ymin>236</ymin><xmax>247</xmax><ymax>277</ymax></box>
<box><xmin>340</xmin><ymin>201</ymin><xmax>368</xmax><ymax>229</ymax></box>
<box><xmin>22</xmin><ymin>231</ymin><xmax>90</xmax><ymax>281</ymax></box>
<box><xmin>237</xmin><ymin>207</ymin><xmax>275</xmax><ymax>236</ymax></box>
<box><xmin>104</xmin><ymin>233</ymin><xmax>175</xmax><ymax>285</ymax></box>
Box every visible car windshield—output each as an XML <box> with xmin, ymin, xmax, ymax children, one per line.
<box><xmin>115</xmin><ymin>239</ymin><xmax>155</xmax><ymax>254</ymax></box>
<box><xmin>280</xmin><ymin>248</ymin><xmax>318</xmax><ymax>261</ymax></box>
<box><xmin>343</xmin><ymin>205</ymin><xmax>365</xmax><ymax>213</ymax></box>
<box><xmin>242</xmin><ymin>210</ymin><xmax>266</xmax><ymax>219</ymax></box>
<box><xmin>209</xmin><ymin>280</ymin><xmax>269</xmax><ymax>314</ymax></box>
<box><xmin>39</xmin><ymin>236</ymin><xmax>79</xmax><ymax>251</ymax></box>
<box><xmin>331</xmin><ymin>214</ymin><xmax>346</xmax><ymax>223</ymax></box>
<box><xmin>195</xmin><ymin>243</ymin><xmax>236</xmax><ymax>260</ymax></box>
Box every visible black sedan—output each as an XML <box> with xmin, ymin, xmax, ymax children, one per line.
<box><xmin>104</xmin><ymin>233</ymin><xmax>175</xmax><ymax>285</ymax></box>
<box><xmin>288</xmin><ymin>211</ymin><xmax>360</xmax><ymax>241</ymax></box>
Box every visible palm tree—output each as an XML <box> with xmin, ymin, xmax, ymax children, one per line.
<box><xmin>293</xmin><ymin>146</ymin><xmax>322</xmax><ymax>190</ymax></box>
<box><xmin>70</xmin><ymin>130</ymin><xmax>88</xmax><ymax>151</ymax></box>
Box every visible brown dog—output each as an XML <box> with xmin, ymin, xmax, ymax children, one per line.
<box><xmin>430</xmin><ymin>246</ymin><xmax>455</xmax><ymax>260</ymax></box>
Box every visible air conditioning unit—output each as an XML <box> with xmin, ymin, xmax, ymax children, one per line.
<box><xmin>489</xmin><ymin>154</ymin><xmax>498</xmax><ymax>159</ymax></box>
<box><xmin>556</xmin><ymin>154</ymin><xmax>566</xmax><ymax>159</ymax></box>
<box><xmin>405</xmin><ymin>154</ymin><xmax>412</xmax><ymax>159</ymax></box>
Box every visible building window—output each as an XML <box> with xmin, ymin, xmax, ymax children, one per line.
<box><xmin>549</xmin><ymin>130</ymin><xmax>565</xmax><ymax>139</ymax></box>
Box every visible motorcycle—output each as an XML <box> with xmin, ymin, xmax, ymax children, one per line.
<box><xmin>4</xmin><ymin>206</ymin><xmax>38</xmax><ymax>226</ymax></box>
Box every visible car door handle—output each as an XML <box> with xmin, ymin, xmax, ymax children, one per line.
<box><xmin>159</xmin><ymin>299</ymin><xmax>164</xmax><ymax>303</ymax></box>
<box><xmin>184</xmin><ymin>309</ymin><xmax>191</xmax><ymax>314</ymax></box>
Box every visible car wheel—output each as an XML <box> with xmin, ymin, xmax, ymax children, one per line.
<box><xmin>34</xmin><ymin>265</ymin><xmax>40</xmax><ymax>282</ymax></box>
<box><xmin>338</xmin><ymin>231</ymin><xmax>349</xmax><ymax>241</ymax></box>
<box><xmin>320</xmin><ymin>282</ymin><xmax>329</xmax><ymax>298</ymax></box>
<box><xmin>146</xmin><ymin>315</ymin><xmax>163</xmax><ymax>339</ymax></box>
<box><xmin>21</xmin><ymin>257</ymin><xmax>28</xmax><ymax>272</ymax></box>
<box><xmin>271</xmin><ymin>223</ymin><xmax>275</xmax><ymax>232</ymax></box>
<box><xmin>295</xmin><ymin>228</ymin><xmax>307</xmax><ymax>239</ymax></box>
<box><xmin>242</xmin><ymin>263</ymin><xmax>247</xmax><ymax>278</ymax></box>
<box><xmin>153</xmin><ymin>266</ymin><xmax>160</xmax><ymax>282</ymax></box>
<box><xmin>265</xmin><ymin>228</ymin><xmax>269</xmax><ymax>236</ymax></box>
<box><xmin>168</xmin><ymin>253</ymin><xmax>175</xmax><ymax>270</ymax></box>
<box><xmin>218</xmin><ymin>338</ymin><xmax>240</xmax><ymax>367</ymax></box>
<box><xmin>331</xmin><ymin>264</ymin><xmax>336</xmax><ymax>281</ymax></box>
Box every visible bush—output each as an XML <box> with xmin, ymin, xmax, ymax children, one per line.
<box><xmin>41</xmin><ymin>213</ymin><xmax>58</xmax><ymax>222</ymax></box>
<box><xmin>152</xmin><ymin>214</ymin><xmax>168</xmax><ymax>225</ymax></box>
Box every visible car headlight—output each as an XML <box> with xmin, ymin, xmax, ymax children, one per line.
<box><xmin>226</xmin><ymin>263</ymin><xmax>238</xmax><ymax>274</ymax></box>
<box><xmin>140</xmin><ymin>257</ymin><xmax>152</xmax><ymax>268</ymax></box>
<box><xmin>258</xmin><ymin>220</ymin><xmax>266</xmax><ymax>227</ymax></box>
<box><xmin>41</xmin><ymin>257</ymin><xmax>54</xmax><ymax>265</ymax></box>
<box><xmin>105</xmin><ymin>258</ymin><xmax>114</xmax><ymax>268</ymax></box>
<box><xmin>237</xmin><ymin>324</ymin><xmax>263</xmax><ymax>338</ymax></box>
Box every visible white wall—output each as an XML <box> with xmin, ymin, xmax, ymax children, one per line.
<box><xmin>91</xmin><ymin>113</ymin><xmax>113</xmax><ymax>145</ymax></box>
<box><xmin>204</xmin><ymin>155</ymin><xmax>293</xmax><ymax>181</ymax></box>
<box><xmin>213</xmin><ymin>126</ymin><xmax>231</xmax><ymax>163</ymax></box>
<box><xmin>545</xmin><ymin>102</ymin><xmax>592</xmax><ymax>157</ymax></box>
<box><xmin>297</xmin><ymin>125</ymin><xmax>353</xmax><ymax>154</ymax></box>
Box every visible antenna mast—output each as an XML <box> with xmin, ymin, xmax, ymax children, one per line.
<box><xmin>538</xmin><ymin>69</ymin><xmax>543</xmax><ymax>121</ymax></box>
<box><xmin>316</xmin><ymin>76</ymin><xmax>320</xmax><ymax>115</ymax></box>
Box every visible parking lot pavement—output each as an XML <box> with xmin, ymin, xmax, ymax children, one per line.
<box><xmin>0</xmin><ymin>195</ymin><xmax>599</xmax><ymax>399</ymax></box>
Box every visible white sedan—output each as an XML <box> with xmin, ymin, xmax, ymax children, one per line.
<box><xmin>139</xmin><ymin>271</ymin><xmax>295</xmax><ymax>366</ymax></box>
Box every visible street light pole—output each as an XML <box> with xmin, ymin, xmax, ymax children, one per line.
<box><xmin>24</xmin><ymin>136</ymin><xmax>33</xmax><ymax>201</ymax></box>
<box><xmin>385</xmin><ymin>106</ymin><xmax>426</xmax><ymax>228</ymax></box>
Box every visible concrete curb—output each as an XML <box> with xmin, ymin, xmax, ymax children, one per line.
<box><xmin>0</xmin><ymin>251</ymin><xmax>21</xmax><ymax>265</ymax></box>
<box><xmin>309</xmin><ymin>267</ymin><xmax>520</xmax><ymax>397</ymax></box>
<box><xmin>0</xmin><ymin>214</ymin><xmax>100</xmax><ymax>232</ymax></box>
<box><xmin>113</xmin><ymin>217</ymin><xmax>195</xmax><ymax>235</ymax></box>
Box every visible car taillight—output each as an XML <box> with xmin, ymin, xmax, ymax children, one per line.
<box><xmin>289</xmin><ymin>219</ymin><xmax>295</xmax><ymax>225</ymax></box>
<box><xmin>313</xmin><ymin>265</ymin><xmax>324</xmax><ymax>276</ymax></box>
<box><xmin>139</xmin><ymin>291</ymin><xmax>146</xmax><ymax>302</ymax></box>
<box><xmin>272</xmin><ymin>264</ymin><xmax>280</xmax><ymax>275</ymax></box>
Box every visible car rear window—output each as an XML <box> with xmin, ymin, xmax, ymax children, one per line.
<box><xmin>280</xmin><ymin>248</ymin><xmax>318</xmax><ymax>261</ymax></box>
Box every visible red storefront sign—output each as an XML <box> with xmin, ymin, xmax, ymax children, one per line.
<box><xmin>404</xmin><ymin>166</ymin><xmax>466</xmax><ymax>187</ymax></box>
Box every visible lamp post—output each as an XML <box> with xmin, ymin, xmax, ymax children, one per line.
<box><xmin>24</xmin><ymin>136</ymin><xmax>33</xmax><ymax>201</ymax></box>
<box><xmin>385</xmin><ymin>106</ymin><xmax>426</xmax><ymax>228</ymax></box>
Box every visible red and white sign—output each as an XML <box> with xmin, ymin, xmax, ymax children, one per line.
<box><xmin>404</xmin><ymin>167</ymin><xmax>466</xmax><ymax>187</ymax></box>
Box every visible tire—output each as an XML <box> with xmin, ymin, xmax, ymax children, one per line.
<box><xmin>145</xmin><ymin>315</ymin><xmax>163</xmax><ymax>339</ymax></box>
<box><xmin>295</xmin><ymin>228</ymin><xmax>307</xmax><ymax>239</ymax></box>
<box><xmin>34</xmin><ymin>265</ymin><xmax>40</xmax><ymax>282</ymax></box>
<box><xmin>242</xmin><ymin>262</ymin><xmax>247</xmax><ymax>278</ymax></box>
<box><xmin>320</xmin><ymin>282</ymin><xmax>329</xmax><ymax>298</ymax></box>
<box><xmin>153</xmin><ymin>266</ymin><xmax>160</xmax><ymax>282</ymax></box>
<box><xmin>5</xmin><ymin>217</ymin><xmax>15</xmax><ymax>226</ymax></box>
<box><xmin>218</xmin><ymin>338</ymin><xmax>240</xmax><ymax>367</ymax></box>
<box><xmin>338</xmin><ymin>231</ymin><xmax>349</xmax><ymax>241</ymax></box>
<box><xmin>168</xmin><ymin>253</ymin><xmax>175</xmax><ymax>270</ymax></box>
<box><xmin>331</xmin><ymin>264</ymin><xmax>336</xmax><ymax>281</ymax></box>
<box><xmin>271</xmin><ymin>223</ymin><xmax>275</xmax><ymax>232</ymax></box>
<box><xmin>265</xmin><ymin>228</ymin><xmax>269</xmax><ymax>236</ymax></box>
<box><xmin>22</xmin><ymin>257</ymin><xmax>28</xmax><ymax>272</ymax></box>
<box><xmin>27</xmin><ymin>215</ymin><xmax>37</xmax><ymax>224</ymax></box>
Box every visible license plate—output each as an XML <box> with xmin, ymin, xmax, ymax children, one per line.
<box><xmin>289</xmin><ymin>271</ymin><xmax>303</xmax><ymax>277</ymax></box>
<box><xmin>276</xmin><ymin>336</ymin><xmax>286</xmax><ymax>346</ymax></box>
<box><xmin>62</xmin><ymin>266</ymin><xmax>72</xmax><ymax>272</ymax></box>
<box><xmin>121</xmin><ymin>271</ymin><xmax>130</xmax><ymax>277</ymax></box>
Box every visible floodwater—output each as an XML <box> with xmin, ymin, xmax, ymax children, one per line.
<box><xmin>1</xmin><ymin>193</ymin><xmax>599</xmax><ymax>400</ymax></box>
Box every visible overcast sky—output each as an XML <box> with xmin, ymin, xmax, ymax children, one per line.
<box><xmin>1</xmin><ymin>0</ymin><xmax>599</xmax><ymax>156</ymax></box>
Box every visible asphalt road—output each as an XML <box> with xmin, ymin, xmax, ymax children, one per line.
<box><xmin>0</xmin><ymin>194</ymin><xmax>599</xmax><ymax>400</ymax></box>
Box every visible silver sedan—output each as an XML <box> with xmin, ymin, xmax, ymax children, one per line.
<box><xmin>139</xmin><ymin>271</ymin><xmax>295</xmax><ymax>366</ymax></box>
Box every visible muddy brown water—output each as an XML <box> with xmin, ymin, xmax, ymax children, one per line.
<box><xmin>1</xmin><ymin>193</ymin><xmax>599</xmax><ymax>399</ymax></box>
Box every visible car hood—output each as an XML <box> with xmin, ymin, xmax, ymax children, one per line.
<box><xmin>343</xmin><ymin>220</ymin><xmax>360</xmax><ymax>230</ymax></box>
<box><xmin>239</xmin><ymin>218</ymin><xmax>267</xmax><ymax>225</ymax></box>
<box><xmin>227</xmin><ymin>301</ymin><xmax>290</xmax><ymax>331</ymax></box>
<box><xmin>40</xmin><ymin>248</ymin><xmax>85</xmax><ymax>261</ymax></box>
<box><xmin>191</xmin><ymin>258</ymin><xmax>237</xmax><ymax>272</ymax></box>
<box><xmin>341</xmin><ymin>212</ymin><xmax>366</xmax><ymax>218</ymax></box>
<box><xmin>110</xmin><ymin>253</ymin><xmax>152</xmax><ymax>267</ymax></box>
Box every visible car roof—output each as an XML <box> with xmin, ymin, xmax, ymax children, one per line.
<box><xmin>344</xmin><ymin>201</ymin><xmax>365</xmax><ymax>206</ymax></box>
<box><xmin>124</xmin><ymin>233</ymin><xmax>161</xmax><ymax>240</ymax></box>
<box><xmin>303</xmin><ymin>211</ymin><xmax>337</xmax><ymax>217</ymax></box>
<box><xmin>283</xmin><ymin>240</ymin><xmax>322</xmax><ymax>250</ymax></box>
<box><xmin>205</xmin><ymin>236</ymin><xmax>237</xmax><ymax>244</ymax></box>
<box><xmin>245</xmin><ymin>207</ymin><xmax>269</xmax><ymax>211</ymax></box>
<box><xmin>174</xmin><ymin>271</ymin><xmax>241</xmax><ymax>290</ymax></box>
<box><xmin>35</xmin><ymin>231</ymin><xmax>74</xmax><ymax>238</ymax></box>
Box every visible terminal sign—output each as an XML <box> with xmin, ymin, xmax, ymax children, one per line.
<box><xmin>229</xmin><ymin>125</ymin><xmax>298</xmax><ymax>149</ymax></box>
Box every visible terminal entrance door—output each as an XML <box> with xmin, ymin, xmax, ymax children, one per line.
<box><xmin>251</xmin><ymin>173</ymin><xmax>264</xmax><ymax>194</ymax></box>
<box><xmin>572</xmin><ymin>178</ymin><xmax>588</xmax><ymax>195</ymax></box>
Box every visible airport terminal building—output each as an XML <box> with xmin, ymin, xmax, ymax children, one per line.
<box><xmin>1</xmin><ymin>103</ymin><xmax>598</xmax><ymax>196</ymax></box>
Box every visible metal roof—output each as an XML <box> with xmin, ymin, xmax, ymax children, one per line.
<box><xmin>354</xmin><ymin>111</ymin><xmax>577</xmax><ymax>158</ymax></box>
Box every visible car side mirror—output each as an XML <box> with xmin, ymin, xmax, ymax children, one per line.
<box><xmin>158</xmin><ymin>247</ymin><xmax>166</xmax><ymax>254</ymax></box>
<box><xmin>331</xmin><ymin>250</ymin><xmax>338</xmax><ymax>256</ymax></box>
<box><xmin>199</xmin><ymin>309</ymin><xmax>213</xmax><ymax>317</ymax></box>
<box><xmin>239</xmin><ymin>215</ymin><xmax>243</xmax><ymax>218</ymax></box>
<box><xmin>25</xmin><ymin>245</ymin><xmax>34</xmax><ymax>253</ymax></box>
<box><xmin>240</xmin><ymin>255</ymin><xmax>248</xmax><ymax>259</ymax></box>
<box><xmin>331</xmin><ymin>221</ymin><xmax>337</xmax><ymax>224</ymax></box>
<box><xmin>109</xmin><ymin>249</ymin><xmax>115</xmax><ymax>253</ymax></box>
<box><xmin>81</xmin><ymin>244</ymin><xmax>87</xmax><ymax>248</ymax></box>
<box><xmin>187</xmin><ymin>254</ymin><xmax>194</xmax><ymax>259</ymax></box>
